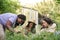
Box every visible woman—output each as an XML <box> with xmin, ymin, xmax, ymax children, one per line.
<box><xmin>24</xmin><ymin>20</ymin><xmax>36</xmax><ymax>35</ymax></box>
<box><xmin>40</xmin><ymin>18</ymin><xmax>56</xmax><ymax>33</ymax></box>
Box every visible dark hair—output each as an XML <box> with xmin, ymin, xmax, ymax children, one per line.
<box><xmin>17</xmin><ymin>14</ymin><xmax>26</xmax><ymax>25</ymax></box>
<box><xmin>26</xmin><ymin>21</ymin><xmax>36</xmax><ymax>33</ymax></box>
<box><xmin>38</xmin><ymin>13</ymin><xmax>48</xmax><ymax>24</ymax></box>
<box><xmin>43</xmin><ymin>18</ymin><xmax>53</xmax><ymax>25</ymax></box>
<box><xmin>18</xmin><ymin>14</ymin><xmax>26</xmax><ymax>21</ymax></box>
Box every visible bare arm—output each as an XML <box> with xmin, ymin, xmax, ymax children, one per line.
<box><xmin>6</xmin><ymin>20</ymin><xmax>15</xmax><ymax>33</ymax></box>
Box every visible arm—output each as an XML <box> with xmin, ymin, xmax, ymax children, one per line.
<box><xmin>6</xmin><ymin>20</ymin><xmax>16</xmax><ymax>33</ymax></box>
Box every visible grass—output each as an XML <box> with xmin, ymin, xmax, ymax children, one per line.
<box><xmin>6</xmin><ymin>26</ymin><xmax>60</xmax><ymax>40</ymax></box>
<box><xmin>6</xmin><ymin>20</ymin><xmax>60</xmax><ymax>40</ymax></box>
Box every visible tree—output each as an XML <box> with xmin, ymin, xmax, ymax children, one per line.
<box><xmin>0</xmin><ymin>0</ymin><xmax>21</xmax><ymax>14</ymax></box>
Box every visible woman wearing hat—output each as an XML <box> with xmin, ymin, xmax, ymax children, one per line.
<box><xmin>24</xmin><ymin>20</ymin><xmax>36</xmax><ymax>35</ymax></box>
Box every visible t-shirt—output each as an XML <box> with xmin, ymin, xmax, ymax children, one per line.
<box><xmin>0</xmin><ymin>13</ymin><xmax>17</xmax><ymax>26</ymax></box>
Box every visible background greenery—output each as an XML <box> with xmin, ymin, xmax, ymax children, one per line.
<box><xmin>0</xmin><ymin>0</ymin><xmax>21</xmax><ymax>14</ymax></box>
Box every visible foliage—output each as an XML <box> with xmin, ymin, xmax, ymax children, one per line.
<box><xmin>0</xmin><ymin>0</ymin><xmax>21</xmax><ymax>14</ymax></box>
<box><xmin>56</xmin><ymin>0</ymin><xmax>60</xmax><ymax>3</ymax></box>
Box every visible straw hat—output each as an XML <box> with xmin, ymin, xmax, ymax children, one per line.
<box><xmin>28</xmin><ymin>20</ymin><xmax>36</xmax><ymax>25</ymax></box>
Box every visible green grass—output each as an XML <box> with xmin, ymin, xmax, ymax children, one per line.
<box><xmin>6</xmin><ymin>30</ymin><xmax>60</xmax><ymax>40</ymax></box>
<box><xmin>6</xmin><ymin>22</ymin><xmax>60</xmax><ymax>40</ymax></box>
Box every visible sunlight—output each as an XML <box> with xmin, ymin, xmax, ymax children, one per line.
<box><xmin>18</xmin><ymin>0</ymin><xmax>43</xmax><ymax>6</ymax></box>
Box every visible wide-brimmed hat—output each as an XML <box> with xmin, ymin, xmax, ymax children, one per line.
<box><xmin>28</xmin><ymin>20</ymin><xmax>36</xmax><ymax>25</ymax></box>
